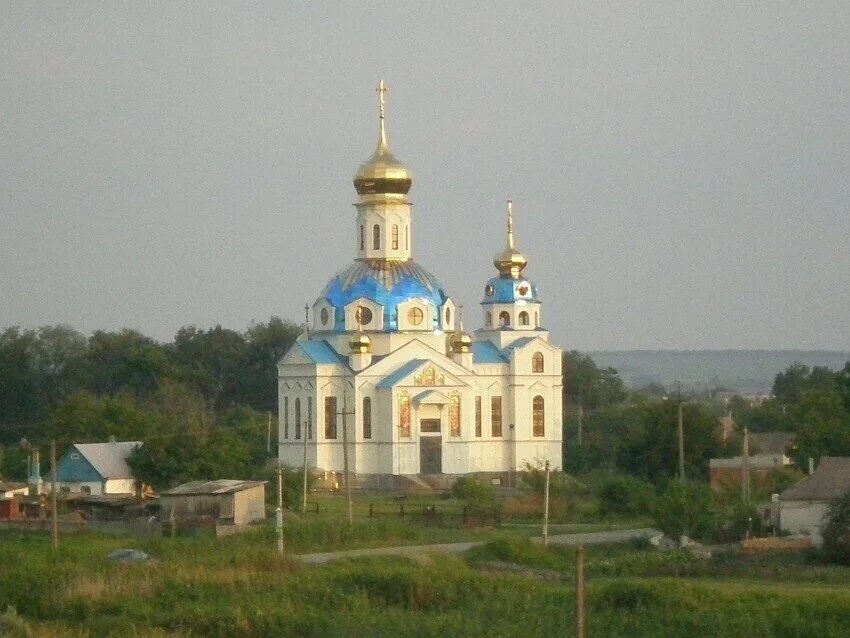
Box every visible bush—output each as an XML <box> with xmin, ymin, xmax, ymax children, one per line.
<box><xmin>451</xmin><ymin>477</ymin><xmax>495</xmax><ymax>506</ymax></box>
<box><xmin>822</xmin><ymin>491</ymin><xmax>850</xmax><ymax>565</ymax></box>
<box><xmin>597</xmin><ymin>475</ymin><xmax>654</xmax><ymax>518</ymax></box>
<box><xmin>652</xmin><ymin>481</ymin><xmax>714</xmax><ymax>542</ymax></box>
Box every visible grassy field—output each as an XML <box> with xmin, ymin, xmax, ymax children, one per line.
<box><xmin>2</xmin><ymin>527</ymin><xmax>850</xmax><ymax>637</ymax></box>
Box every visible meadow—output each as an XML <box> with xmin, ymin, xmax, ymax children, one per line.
<box><xmin>2</xmin><ymin>525</ymin><xmax>850</xmax><ymax>637</ymax></box>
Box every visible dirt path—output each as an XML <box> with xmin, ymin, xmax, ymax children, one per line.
<box><xmin>295</xmin><ymin>527</ymin><xmax>658</xmax><ymax>565</ymax></box>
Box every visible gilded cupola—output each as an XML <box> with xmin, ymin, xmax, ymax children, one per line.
<box><xmin>353</xmin><ymin>80</ymin><xmax>412</xmax><ymax>197</ymax></box>
<box><xmin>493</xmin><ymin>198</ymin><xmax>528</xmax><ymax>278</ymax></box>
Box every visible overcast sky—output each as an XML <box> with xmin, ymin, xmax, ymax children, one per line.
<box><xmin>2</xmin><ymin>3</ymin><xmax>848</xmax><ymax>350</ymax></box>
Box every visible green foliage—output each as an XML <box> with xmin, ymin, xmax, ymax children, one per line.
<box><xmin>822</xmin><ymin>491</ymin><xmax>850</xmax><ymax>565</ymax></box>
<box><xmin>562</xmin><ymin>349</ymin><xmax>627</xmax><ymax>410</ymax></box>
<box><xmin>451</xmin><ymin>476</ymin><xmax>495</xmax><ymax>505</ymax></box>
<box><xmin>597</xmin><ymin>475</ymin><xmax>654</xmax><ymax>518</ymax></box>
<box><xmin>651</xmin><ymin>481</ymin><xmax>714</xmax><ymax>541</ymax></box>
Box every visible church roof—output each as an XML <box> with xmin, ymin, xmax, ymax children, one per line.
<box><xmin>503</xmin><ymin>337</ymin><xmax>537</xmax><ymax>350</ymax></box>
<box><xmin>299</xmin><ymin>340</ymin><xmax>346</xmax><ymax>365</ymax></box>
<box><xmin>376</xmin><ymin>359</ymin><xmax>428</xmax><ymax>388</ymax></box>
<box><xmin>471</xmin><ymin>341</ymin><xmax>508</xmax><ymax>364</ymax></box>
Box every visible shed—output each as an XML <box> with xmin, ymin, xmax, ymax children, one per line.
<box><xmin>0</xmin><ymin>481</ymin><xmax>29</xmax><ymax>499</ymax></box>
<box><xmin>54</xmin><ymin>441</ymin><xmax>141</xmax><ymax>495</ymax></box>
<box><xmin>159</xmin><ymin>480</ymin><xmax>266</xmax><ymax>526</ymax></box>
<box><xmin>779</xmin><ymin>457</ymin><xmax>850</xmax><ymax>545</ymax></box>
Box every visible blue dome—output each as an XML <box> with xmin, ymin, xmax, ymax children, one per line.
<box><xmin>320</xmin><ymin>260</ymin><xmax>450</xmax><ymax>331</ymax></box>
<box><xmin>481</xmin><ymin>275</ymin><xmax>540</xmax><ymax>304</ymax></box>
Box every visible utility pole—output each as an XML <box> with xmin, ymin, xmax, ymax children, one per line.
<box><xmin>577</xmin><ymin>402</ymin><xmax>583</xmax><ymax>447</ymax></box>
<box><xmin>50</xmin><ymin>440</ymin><xmax>58</xmax><ymax>551</ymax></box>
<box><xmin>276</xmin><ymin>461</ymin><xmax>284</xmax><ymax>555</ymax></box>
<box><xmin>575</xmin><ymin>544</ymin><xmax>586</xmax><ymax>638</ymax></box>
<box><xmin>338</xmin><ymin>389</ymin><xmax>355</xmax><ymax>526</ymax></box>
<box><xmin>542</xmin><ymin>460</ymin><xmax>550</xmax><ymax>546</ymax></box>
<box><xmin>742</xmin><ymin>427</ymin><xmax>752</xmax><ymax>505</ymax></box>
<box><xmin>677</xmin><ymin>401</ymin><xmax>686</xmax><ymax>482</ymax></box>
<box><xmin>302</xmin><ymin>418</ymin><xmax>309</xmax><ymax>515</ymax></box>
<box><xmin>266</xmin><ymin>411</ymin><xmax>272</xmax><ymax>455</ymax></box>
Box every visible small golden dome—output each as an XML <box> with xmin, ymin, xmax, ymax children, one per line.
<box><xmin>349</xmin><ymin>332</ymin><xmax>371</xmax><ymax>354</ymax></box>
<box><xmin>450</xmin><ymin>330</ymin><xmax>473</xmax><ymax>354</ymax></box>
<box><xmin>493</xmin><ymin>198</ymin><xmax>528</xmax><ymax>278</ymax></box>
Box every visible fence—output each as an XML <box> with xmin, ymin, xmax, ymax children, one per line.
<box><xmin>367</xmin><ymin>503</ymin><xmax>502</xmax><ymax>528</ymax></box>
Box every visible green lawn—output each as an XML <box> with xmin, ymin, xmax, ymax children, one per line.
<box><xmin>2</xmin><ymin>528</ymin><xmax>850</xmax><ymax>637</ymax></box>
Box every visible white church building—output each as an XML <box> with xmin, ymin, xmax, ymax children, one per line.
<box><xmin>278</xmin><ymin>82</ymin><xmax>562</xmax><ymax>484</ymax></box>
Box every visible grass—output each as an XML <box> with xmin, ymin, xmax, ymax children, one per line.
<box><xmin>3</xmin><ymin>528</ymin><xmax>850</xmax><ymax>637</ymax></box>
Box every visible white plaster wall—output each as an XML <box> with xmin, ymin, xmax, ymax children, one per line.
<box><xmin>780</xmin><ymin>501</ymin><xmax>829</xmax><ymax>545</ymax></box>
<box><xmin>104</xmin><ymin>478</ymin><xmax>135</xmax><ymax>494</ymax></box>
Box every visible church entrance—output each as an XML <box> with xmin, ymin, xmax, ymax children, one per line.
<box><xmin>419</xmin><ymin>435</ymin><xmax>442</xmax><ymax>474</ymax></box>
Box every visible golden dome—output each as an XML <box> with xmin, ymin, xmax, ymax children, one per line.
<box><xmin>493</xmin><ymin>198</ymin><xmax>528</xmax><ymax>278</ymax></box>
<box><xmin>349</xmin><ymin>332</ymin><xmax>371</xmax><ymax>354</ymax></box>
<box><xmin>450</xmin><ymin>330</ymin><xmax>472</xmax><ymax>354</ymax></box>
<box><xmin>353</xmin><ymin>80</ymin><xmax>412</xmax><ymax>197</ymax></box>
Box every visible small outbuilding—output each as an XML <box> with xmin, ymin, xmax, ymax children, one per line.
<box><xmin>779</xmin><ymin>457</ymin><xmax>850</xmax><ymax>545</ymax></box>
<box><xmin>55</xmin><ymin>441</ymin><xmax>141</xmax><ymax>495</ymax></box>
<box><xmin>159</xmin><ymin>480</ymin><xmax>266</xmax><ymax>527</ymax></box>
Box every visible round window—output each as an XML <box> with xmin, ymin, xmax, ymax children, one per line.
<box><xmin>320</xmin><ymin>308</ymin><xmax>329</xmax><ymax>326</ymax></box>
<box><xmin>355</xmin><ymin>306</ymin><xmax>373</xmax><ymax>326</ymax></box>
<box><xmin>485</xmin><ymin>284</ymin><xmax>495</xmax><ymax>297</ymax></box>
<box><xmin>408</xmin><ymin>307</ymin><xmax>424</xmax><ymax>326</ymax></box>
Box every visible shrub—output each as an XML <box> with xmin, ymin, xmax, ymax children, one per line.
<box><xmin>452</xmin><ymin>477</ymin><xmax>495</xmax><ymax>506</ymax></box>
<box><xmin>652</xmin><ymin>481</ymin><xmax>714</xmax><ymax>542</ymax></box>
<box><xmin>597</xmin><ymin>475</ymin><xmax>654</xmax><ymax>518</ymax></box>
<box><xmin>822</xmin><ymin>491</ymin><xmax>850</xmax><ymax>565</ymax></box>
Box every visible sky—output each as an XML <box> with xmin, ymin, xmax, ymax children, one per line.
<box><xmin>1</xmin><ymin>3</ymin><xmax>849</xmax><ymax>350</ymax></box>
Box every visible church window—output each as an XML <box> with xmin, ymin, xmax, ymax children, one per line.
<box><xmin>307</xmin><ymin>396</ymin><xmax>313</xmax><ymax>439</ymax></box>
<box><xmin>324</xmin><ymin>396</ymin><xmax>337</xmax><ymax>439</ymax></box>
<box><xmin>284</xmin><ymin>397</ymin><xmax>289</xmax><ymax>439</ymax></box>
<box><xmin>399</xmin><ymin>393</ymin><xmax>411</xmax><ymax>438</ymax></box>
<box><xmin>295</xmin><ymin>398</ymin><xmax>302</xmax><ymax>439</ymax></box>
<box><xmin>491</xmin><ymin>396</ymin><xmax>502</xmax><ymax>437</ymax></box>
<box><xmin>533</xmin><ymin>395</ymin><xmax>545</xmax><ymax>437</ymax></box>
<box><xmin>532</xmin><ymin>352</ymin><xmax>544</xmax><ymax>373</ymax></box>
<box><xmin>391</xmin><ymin>224</ymin><xmax>399</xmax><ymax>249</ymax></box>
<box><xmin>445</xmin><ymin>307</ymin><xmax>451</xmax><ymax>326</ymax></box>
<box><xmin>519</xmin><ymin>311</ymin><xmax>529</xmax><ymax>326</ymax></box>
<box><xmin>450</xmin><ymin>392</ymin><xmax>461</xmax><ymax>437</ymax></box>
<box><xmin>405</xmin><ymin>225</ymin><xmax>409</xmax><ymax>249</ymax></box>
<box><xmin>359</xmin><ymin>225</ymin><xmax>364</xmax><ymax>250</ymax></box>
<box><xmin>407</xmin><ymin>306</ymin><xmax>424</xmax><ymax>326</ymax></box>
<box><xmin>486</xmin><ymin>311</ymin><xmax>492</xmax><ymax>327</ymax></box>
<box><xmin>320</xmin><ymin>308</ymin><xmax>329</xmax><ymax>326</ymax></box>
<box><xmin>475</xmin><ymin>396</ymin><xmax>482</xmax><ymax>437</ymax></box>
<box><xmin>362</xmin><ymin>397</ymin><xmax>372</xmax><ymax>439</ymax></box>
<box><xmin>534</xmin><ymin>311</ymin><xmax>539</xmax><ymax>327</ymax></box>
<box><xmin>499</xmin><ymin>311</ymin><xmax>511</xmax><ymax>327</ymax></box>
<box><xmin>355</xmin><ymin>305</ymin><xmax>373</xmax><ymax>326</ymax></box>
<box><xmin>373</xmin><ymin>224</ymin><xmax>381</xmax><ymax>249</ymax></box>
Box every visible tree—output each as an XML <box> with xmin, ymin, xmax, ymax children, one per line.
<box><xmin>240</xmin><ymin>317</ymin><xmax>301</xmax><ymax>412</ymax></box>
<box><xmin>822</xmin><ymin>491</ymin><xmax>850</xmax><ymax>565</ymax></box>
<box><xmin>651</xmin><ymin>481</ymin><xmax>714</xmax><ymax>541</ymax></box>
<box><xmin>562</xmin><ymin>350</ymin><xmax>626</xmax><ymax>411</ymax></box>
<box><xmin>169</xmin><ymin>325</ymin><xmax>247</xmax><ymax>407</ymax></box>
<box><xmin>84</xmin><ymin>329</ymin><xmax>171</xmax><ymax>397</ymax></box>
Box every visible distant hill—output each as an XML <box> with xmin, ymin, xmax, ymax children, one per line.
<box><xmin>588</xmin><ymin>350</ymin><xmax>850</xmax><ymax>394</ymax></box>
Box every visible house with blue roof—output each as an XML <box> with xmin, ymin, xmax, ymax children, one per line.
<box><xmin>276</xmin><ymin>83</ymin><xmax>563</xmax><ymax>484</ymax></box>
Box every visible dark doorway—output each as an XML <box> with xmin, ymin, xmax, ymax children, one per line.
<box><xmin>420</xmin><ymin>436</ymin><xmax>442</xmax><ymax>474</ymax></box>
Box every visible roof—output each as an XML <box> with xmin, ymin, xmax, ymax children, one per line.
<box><xmin>710</xmin><ymin>454</ymin><xmax>787</xmax><ymax>470</ymax></box>
<box><xmin>503</xmin><ymin>337</ymin><xmax>536</xmax><ymax>351</ymax></box>
<box><xmin>73</xmin><ymin>441</ymin><xmax>141</xmax><ymax>480</ymax></box>
<box><xmin>780</xmin><ymin>457</ymin><xmax>850</xmax><ymax>501</ymax></box>
<box><xmin>299</xmin><ymin>340</ymin><xmax>346</xmax><ymax>365</ymax></box>
<box><xmin>749</xmin><ymin>432</ymin><xmax>796</xmax><ymax>455</ymax></box>
<box><xmin>471</xmin><ymin>340</ymin><xmax>508</xmax><ymax>364</ymax></box>
<box><xmin>160</xmin><ymin>479</ymin><xmax>267</xmax><ymax>497</ymax></box>
<box><xmin>0</xmin><ymin>482</ymin><xmax>27</xmax><ymax>492</ymax></box>
<box><xmin>376</xmin><ymin>359</ymin><xmax>428</xmax><ymax>388</ymax></box>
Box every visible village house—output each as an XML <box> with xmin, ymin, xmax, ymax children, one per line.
<box><xmin>709</xmin><ymin>431</ymin><xmax>796</xmax><ymax>491</ymax></box>
<box><xmin>54</xmin><ymin>441</ymin><xmax>141</xmax><ymax>495</ymax></box>
<box><xmin>159</xmin><ymin>480</ymin><xmax>266</xmax><ymax>527</ymax></box>
<box><xmin>779</xmin><ymin>457</ymin><xmax>850</xmax><ymax>545</ymax></box>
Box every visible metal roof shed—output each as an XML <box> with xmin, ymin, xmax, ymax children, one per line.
<box><xmin>159</xmin><ymin>480</ymin><xmax>267</xmax><ymax>526</ymax></box>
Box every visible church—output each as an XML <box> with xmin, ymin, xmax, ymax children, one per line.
<box><xmin>278</xmin><ymin>82</ymin><xmax>562</xmax><ymax>485</ymax></box>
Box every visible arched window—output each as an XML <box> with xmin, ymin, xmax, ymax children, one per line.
<box><xmin>532</xmin><ymin>395</ymin><xmax>545</xmax><ymax>436</ymax></box>
<box><xmin>320</xmin><ymin>307</ymin><xmax>330</xmax><ymax>327</ymax></box>
<box><xmin>359</xmin><ymin>225</ymin><xmax>364</xmax><ymax>250</ymax></box>
<box><xmin>391</xmin><ymin>224</ymin><xmax>399</xmax><ymax>250</ymax></box>
<box><xmin>307</xmin><ymin>397</ymin><xmax>312</xmax><ymax>439</ymax></box>
<box><xmin>362</xmin><ymin>397</ymin><xmax>372</xmax><ymax>439</ymax></box>
<box><xmin>532</xmin><ymin>352</ymin><xmax>544</xmax><ymax>373</ymax></box>
<box><xmin>372</xmin><ymin>224</ymin><xmax>381</xmax><ymax>250</ymax></box>
<box><xmin>499</xmin><ymin>311</ymin><xmax>511</xmax><ymax>327</ymax></box>
<box><xmin>445</xmin><ymin>307</ymin><xmax>451</xmax><ymax>326</ymax></box>
<box><xmin>449</xmin><ymin>393</ymin><xmax>461</xmax><ymax>437</ymax></box>
<box><xmin>294</xmin><ymin>398</ymin><xmax>302</xmax><ymax>439</ymax></box>
<box><xmin>405</xmin><ymin>225</ymin><xmax>409</xmax><ymax>249</ymax></box>
<box><xmin>283</xmin><ymin>396</ymin><xmax>289</xmax><ymax>439</ymax></box>
<box><xmin>519</xmin><ymin>311</ymin><xmax>529</xmax><ymax>326</ymax></box>
<box><xmin>324</xmin><ymin>396</ymin><xmax>337</xmax><ymax>439</ymax></box>
<box><xmin>486</xmin><ymin>311</ymin><xmax>492</xmax><ymax>327</ymax></box>
<box><xmin>534</xmin><ymin>311</ymin><xmax>539</xmax><ymax>327</ymax></box>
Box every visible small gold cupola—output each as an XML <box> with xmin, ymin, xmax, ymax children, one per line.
<box><xmin>353</xmin><ymin>80</ymin><xmax>412</xmax><ymax>198</ymax></box>
<box><xmin>493</xmin><ymin>198</ymin><xmax>528</xmax><ymax>278</ymax></box>
<box><xmin>450</xmin><ymin>306</ymin><xmax>473</xmax><ymax>354</ymax></box>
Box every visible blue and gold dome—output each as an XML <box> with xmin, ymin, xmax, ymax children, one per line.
<box><xmin>320</xmin><ymin>260</ymin><xmax>450</xmax><ymax>331</ymax></box>
<box><xmin>481</xmin><ymin>275</ymin><xmax>540</xmax><ymax>304</ymax></box>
